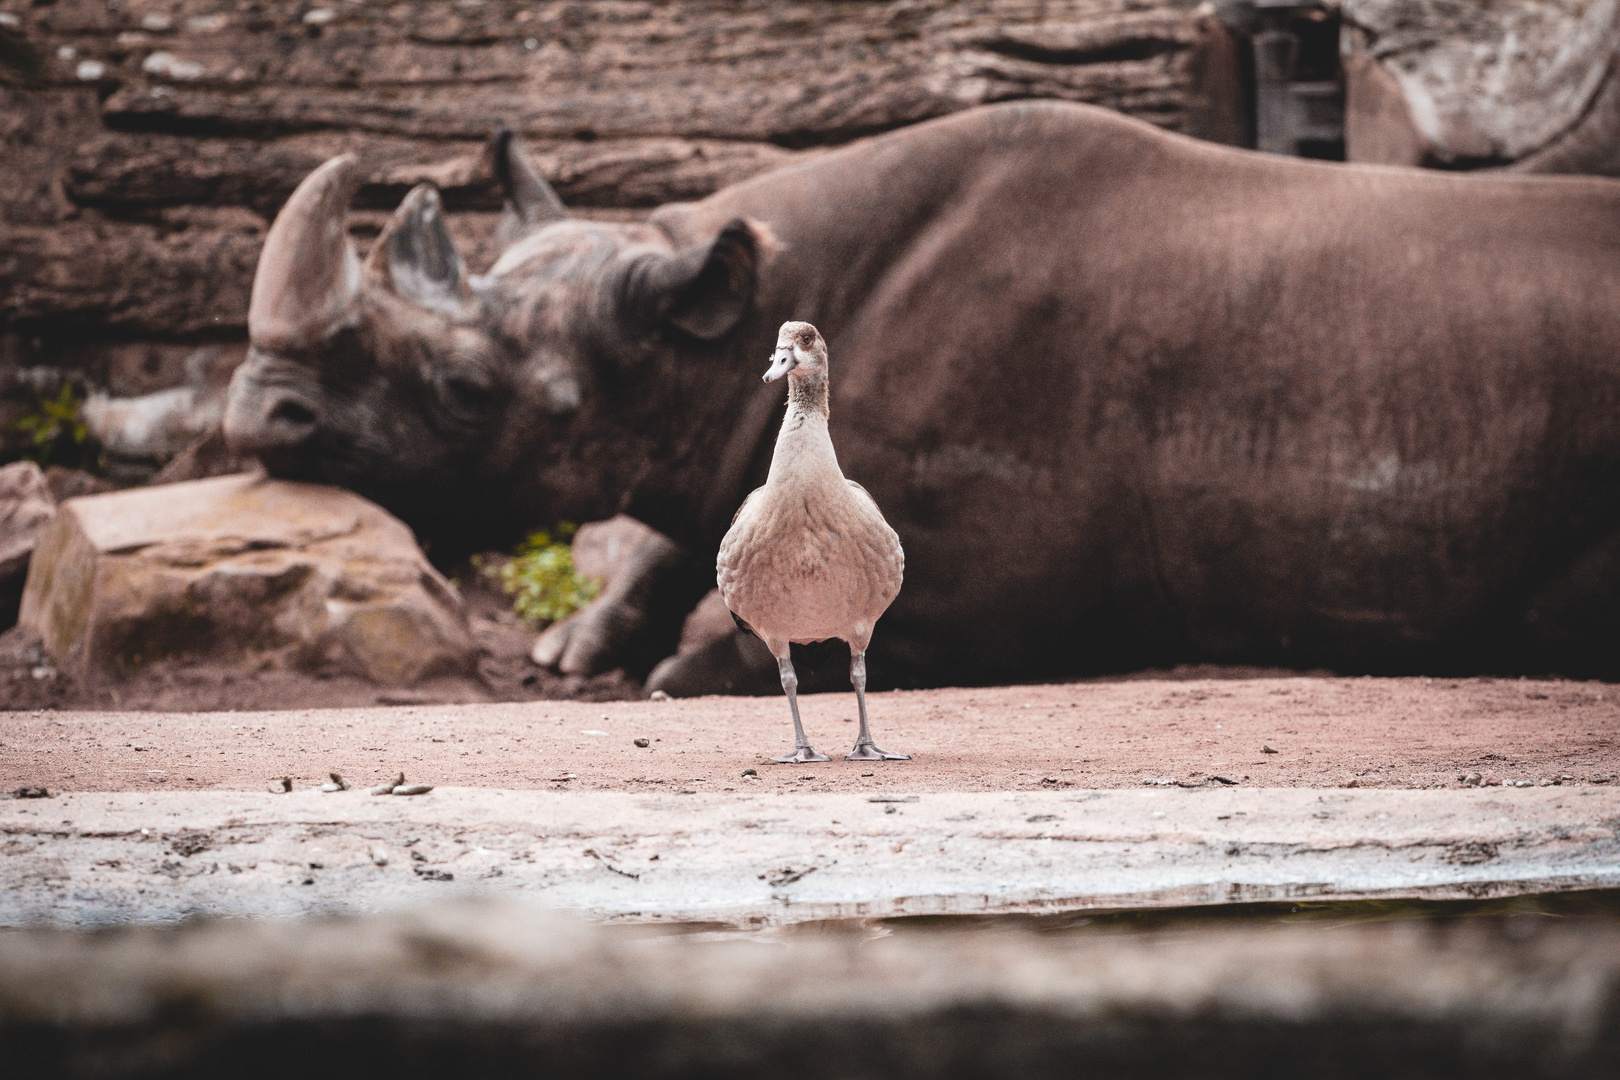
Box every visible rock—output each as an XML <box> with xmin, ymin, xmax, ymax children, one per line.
<box><xmin>634</xmin><ymin>738</ymin><xmax>650</xmax><ymax>748</ymax></box>
<box><xmin>41</xmin><ymin>467</ymin><xmax>115</xmax><ymax>504</ymax></box>
<box><xmin>568</xmin><ymin>514</ymin><xmax>676</xmax><ymax>585</ymax></box>
<box><xmin>677</xmin><ymin>588</ymin><xmax>738</xmax><ymax>657</ymax></box>
<box><xmin>1343</xmin><ymin>0</ymin><xmax>1620</xmax><ymax>170</ymax></box>
<box><xmin>17</xmin><ymin>474</ymin><xmax>475</xmax><ymax>686</ymax></box>
<box><xmin>268</xmin><ymin>776</ymin><xmax>292</xmax><ymax>794</ymax></box>
<box><xmin>0</xmin><ymin>461</ymin><xmax>55</xmax><ymax>630</ymax></box>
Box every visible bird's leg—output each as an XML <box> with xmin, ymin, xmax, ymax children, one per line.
<box><xmin>773</xmin><ymin>655</ymin><xmax>829</xmax><ymax>764</ymax></box>
<box><xmin>845</xmin><ymin>650</ymin><xmax>910</xmax><ymax>761</ymax></box>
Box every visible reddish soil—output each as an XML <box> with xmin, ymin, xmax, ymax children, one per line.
<box><xmin>5</xmin><ymin>676</ymin><xmax>1618</xmax><ymax>795</ymax></box>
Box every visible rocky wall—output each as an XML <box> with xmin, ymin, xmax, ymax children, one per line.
<box><xmin>1342</xmin><ymin>0</ymin><xmax>1620</xmax><ymax>171</ymax></box>
<box><xmin>0</xmin><ymin>0</ymin><xmax>1245</xmax><ymax>467</ymax></box>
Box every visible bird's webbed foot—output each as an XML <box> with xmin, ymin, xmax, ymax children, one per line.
<box><xmin>845</xmin><ymin>741</ymin><xmax>911</xmax><ymax>761</ymax></box>
<box><xmin>774</xmin><ymin>746</ymin><xmax>832</xmax><ymax>764</ymax></box>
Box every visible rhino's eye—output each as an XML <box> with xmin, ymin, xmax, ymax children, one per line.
<box><xmin>441</xmin><ymin>373</ymin><xmax>492</xmax><ymax>407</ymax></box>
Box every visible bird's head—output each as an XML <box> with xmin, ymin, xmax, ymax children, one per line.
<box><xmin>763</xmin><ymin>321</ymin><xmax>828</xmax><ymax>383</ymax></box>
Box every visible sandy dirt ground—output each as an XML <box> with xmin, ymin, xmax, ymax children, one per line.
<box><xmin>5</xmin><ymin>675</ymin><xmax>1618</xmax><ymax>795</ymax></box>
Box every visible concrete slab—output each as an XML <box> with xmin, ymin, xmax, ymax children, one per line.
<box><xmin>5</xmin><ymin>786</ymin><xmax>1618</xmax><ymax>927</ymax></box>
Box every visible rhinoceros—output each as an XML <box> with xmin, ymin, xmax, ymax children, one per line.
<box><xmin>224</xmin><ymin>101</ymin><xmax>1620</xmax><ymax>689</ymax></box>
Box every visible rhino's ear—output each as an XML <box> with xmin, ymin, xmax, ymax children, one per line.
<box><xmin>634</xmin><ymin>219</ymin><xmax>760</xmax><ymax>341</ymax></box>
<box><xmin>365</xmin><ymin>184</ymin><xmax>471</xmax><ymax>317</ymax></box>
<box><xmin>491</xmin><ymin>127</ymin><xmax>566</xmax><ymax>248</ymax></box>
<box><xmin>250</xmin><ymin>153</ymin><xmax>362</xmax><ymax>350</ymax></box>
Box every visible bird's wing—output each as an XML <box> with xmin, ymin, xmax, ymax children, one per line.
<box><xmin>728</xmin><ymin>486</ymin><xmax>765</xmax><ymax>529</ymax></box>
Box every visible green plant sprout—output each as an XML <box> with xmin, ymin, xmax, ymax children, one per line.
<box><xmin>13</xmin><ymin>382</ymin><xmax>90</xmax><ymax>467</ymax></box>
<box><xmin>479</xmin><ymin>523</ymin><xmax>601</xmax><ymax>627</ymax></box>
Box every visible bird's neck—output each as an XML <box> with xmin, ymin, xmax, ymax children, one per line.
<box><xmin>787</xmin><ymin>372</ymin><xmax>829</xmax><ymax>420</ymax></box>
<box><xmin>769</xmin><ymin>374</ymin><xmax>839</xmax><ymax>484</ymax></box>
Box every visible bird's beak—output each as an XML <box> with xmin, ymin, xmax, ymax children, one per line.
<box><xmin>762</xmin><ymin>346</ymin><xmax>798</xmax><ymax>383</ymax></box>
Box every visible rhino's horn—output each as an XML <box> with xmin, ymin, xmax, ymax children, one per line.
<box><xmin>365</xmin><ymin>184</ymin><xmax>471</xmax><ymax>317</ymax></box>
<box><xmin>491</xmin><ymin>127</ymin><xmax>566</xmax><ymax>244</ymax></box>
<box><xmin>249</xmin><ymin>154</ymin><xmax>362</xmax><ymax>351</ymax></box>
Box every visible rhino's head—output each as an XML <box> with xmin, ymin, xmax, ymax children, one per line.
<box><xmin>224</xmin><ymin>132</ymin><xmax>763</xmax><ymax>542</ymax></box>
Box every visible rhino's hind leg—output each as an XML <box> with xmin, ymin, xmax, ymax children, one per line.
<box><xmin>773</xmin><ymin>655</ymin><xmax>830</xmax><ymax>764</ymax></box>
<box><xmin>845</xmin><ymin>650</ymin><xmax>909</xmax><ymax>761</ymax></box>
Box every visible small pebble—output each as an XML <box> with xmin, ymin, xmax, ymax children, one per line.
<box><xmin>741</xmin><ymin>768</ymin><xmax>758</xmax><ymax>777</ymax></box>
<box><xmin>319</xmin><ymin>771</ymin><xmax>352</xmax><ymax>793</ymax></box>
<box><xmin>634</xmin><ymin>737</ymin><xmax>650</xmax><ymax>748</ymax></box>
<box><xmin>393</xmin><ymin>784</ymin><xmax>434</xmax><ymax>796</ymax></box>
<box><xmin>1261</xmin><ymin>745</ymin><xmax>1278</xmax><ymax>754</ymax></box>
<box><xmin>267</xmin><ymin>776</ymin><xmax>292</xmax><ymax>794</ymax></box>
<box><xmin>1483</xmin><ymin>772</ymin><xmax>1503</xmax><ymax>787</ymax></box>
<box><xmin>649</xmin><ymin>690</ymin><xmax>671</xmax><ymax>701</ymax></box>
<box><xmin>1460</xmin><ymin>771</ymin><xmax>1483</xmax><ymax>787</ymax></box>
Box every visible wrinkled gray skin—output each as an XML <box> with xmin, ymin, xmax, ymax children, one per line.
<box><xmin>228</xmin><ymin>101</ymin><xmax>1620</xmax><ymax>691</ymax></box>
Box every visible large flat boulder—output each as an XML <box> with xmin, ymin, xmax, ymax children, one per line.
<box><xmin>0</xmin><ymin>460</ymin><xmax>55</xmax><ymax>629</ymax></box>
<box><xmin>18</xmin><ymin>473</ymin><xmax>474</xmax><ymax>686</ymax></box>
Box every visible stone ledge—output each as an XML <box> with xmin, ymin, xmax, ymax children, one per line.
<box><xmin>5</xmin><ymin>787</ymin><xmax>1617</xmax><ymax>928</ymax></box>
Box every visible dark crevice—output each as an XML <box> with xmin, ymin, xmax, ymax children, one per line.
<box><xmin>102</xmin><ymin>110</ymin><xmax>339</xmax><ymax>140</ymax></box>
<box><xmin>978</xmin><ymin>35</ymin><xmax>1185</xmax><ymax>67</ymax></box>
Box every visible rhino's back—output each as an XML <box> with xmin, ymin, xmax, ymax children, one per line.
<box><xmin>685</xmin><ymin>102</ymin><xmax>1620</xmax><ymax>676</ymax></box>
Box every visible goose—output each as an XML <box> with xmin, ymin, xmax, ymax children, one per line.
<box><xmin>717</xmin><ymin>321</ymin><xmax>909</xmax><ymax>763</ymax></box>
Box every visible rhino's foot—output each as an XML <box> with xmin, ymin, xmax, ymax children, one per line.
<box><xmin>773</xmin><ymin>746</ymin><xmax>831</xmax><ymax>764</ymax></box>
<box><xmin>845</xmin><ymin>741</ymin><xmax>911</xmax><ymax>761</ymax></box>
